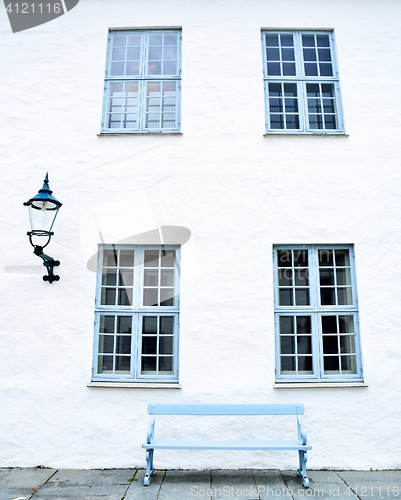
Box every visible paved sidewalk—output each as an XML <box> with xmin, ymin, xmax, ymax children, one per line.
<box><xmin>1</xmin><ymin>468</ymin><xmax>401</xmax><ymax>500</ymax></box>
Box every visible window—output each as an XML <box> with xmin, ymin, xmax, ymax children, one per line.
<box><xmin>92</xmin><ymin>246</ymin><xmax>180</xmax><ymax>383</ymax></box>
<box><xmin>101</xmin><ymin>29</ymin><xmax>182</xmax><ymax>133</ymax></box>
<box><xmin>273</xmin><ymin>245</ymin><xmax>363</xmax><ymax>382</ymax></box>
<box><xmin>262</xmin><ymin>31</ymin><xmax>344</xmax><ymax>134</ymax></box>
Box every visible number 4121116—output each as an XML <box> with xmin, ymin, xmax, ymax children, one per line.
<box><xmin>5</xmin><ymin>3</ymin><xmax>62</xmax><ymax>14</ymax></box>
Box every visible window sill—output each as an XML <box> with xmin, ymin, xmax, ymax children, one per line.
<box><xmin>274</xmin><ymin>382</ymin><xmax>368</xmax><ymax>389</ymax></box>
<box><xmin>87</xmin><ymin>382</ymin><xmax>182</xmax><ymax>389</ymax></box>
<box><xmin>97</xmin><ymin>132</ymin><xmax>183</xmax><ymax>136</ymax></box>
<box><xmin>264</xmin><ymin>133</ymin><xmax>349</xmax><ymax>137</ymax></box>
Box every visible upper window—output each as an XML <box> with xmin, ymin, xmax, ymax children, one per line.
<box><xmin>262</xmin><ymin>31</ymin><xmax>344</xmax><ymax>134</ymax></box>
<box><xmin>273</xmin><ymin>245</ymin><xmax>363</xmax><ymax>382</ymax></box>
<box><xmin>92</xmin><ymin>246</ymin><xmax>180</xmax><ymax>383</ymax></box>
<box><xmin>101</xmin><ymin>29</ymin><xmax>182</xmax><ymax>133</ymax></box>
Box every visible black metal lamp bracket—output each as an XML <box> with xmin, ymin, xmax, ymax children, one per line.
<box><xmin>28</xmin><ymin>233</ymin><xmax>60</xmax><ymax>284</ymax></box>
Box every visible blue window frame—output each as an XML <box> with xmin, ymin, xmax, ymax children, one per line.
<box><xmin>262</xmin><ymin>31</ymin><xmax>345</xmax><ymax>134</ymax></box>
<box><xmin>92</xmin><ymin>245</ymin><xmax>180</xmax><ymax>383</ymax></box>
<box><xmin>101</xmin><ymin>29</ymin><xmax>182</xmax><ymax>133</ymax></box>
<box><xmin>273</xmin><ymin>245</ymin><xmax>363</xmax><ymax>382</ymax></box>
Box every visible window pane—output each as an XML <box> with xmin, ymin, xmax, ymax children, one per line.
<box><xmin>278</xmin><ymin>269</ymin><xmax>292</xmax><ymax>286</ymax></box>
<box><xmin>116</xmin><ymin>336</ymin><xmax>131</xmax><ymax>355</ymax></box>
<box><xmin>340</xmin><ymin>335</ymin><xmax>355</xmax><ymax>354</ymax></box>
<box><xmin>323</xmin><ymin>356</ymin><xmax>340</xmax><ymax>372</ymax></box>
<box><xmin>160</xmin><ymin>316</ymin><xmax>174</xmax><ymax>334</ymax></box>
<box><xmin>102</xmin><ymin>270</ymin><xmax>116</xmax><ymax>286</ymax></box>
<box><xmin>142</xmin><ymin>336</ymin><xmax>157</xmax><ymax>355</ymax></box>
<box><xmin>159</xmin><ymin>357</ymin><xmax>173</xmax><ymax>373</ymax></box>
<box><xmin>141</xmin><ymin>356</ymin><xmax>156</xmax><ymax>373</ymax></box>
<box><xmin>98</xmin><ymin>335</ymin><xmax>114</xmax><ymax>354</ymax></box>
<box><xmin>294</xmin><ymin>268</ymin><xmax>308</xmax><ymax>286</ymax></box>
<box><xmin>296</xmin><ymin>316</ymin><xmax>311</xmax><ymax>334</ymax></box>
<box><xmin>281</xmin><ymin>356</ymin><xmax>296</xmax><ymax>372</ymax></box>
<box><xmin>280</xmin><ymin>34</ymin><xmax>293</xmax><ymax>46</ymax></box>
<box><xmin>143</xmin><ymin>316</ymin><xmax>157</xmax><ymax>334</ymax></box>
<box><xmin>323</xmin><ymin>335</ymin><xmax>338</xmax><ymax>354</ymax></box>
<box><xmin>267</xmin><ymin>62</ymin><xmax>280</xmax><ymax>76</ymax></box>
<box><xmin>160</xmin><ymin>336</ymin><xmax>173</xmax><ymax>355</ymax></box>
<box><xmin>320</xmin><ymin>269</ymin><xmax>334</xmax><ymax>285</ymax></box>
<box><xmin>319</xmin><ymin>249</ymin><xmax>333</xmax><ymax>266</ymax></box>
<box><xmin>335</xmin><ymin>250</ymin><xmax>350</xmax><ymax>266</ymax></box>
<box><xmin>144</xmin><ymin>250</ymin><xmax>159</xmax><ymax>267</ymax></box>
<box><xmin>317</xmin><ymin>35</ymin><xmax>330</xmax><ymax>47</ymax></box>
<box><xmin>115</xmin><ymin>356</ymin><xmax>130</xmax><ymax>372</ymax></box>
<box><xmin>302</xmin><ymin>34</ymin><xmax>315</xmax><ymax>47</ymax></box>
<box><xmin>279</xmin><ymin>316</ymin><xmax>294</xmax><ymax>334</ymax></box>
<box><xmin>161</xmin><ymin>250</ymin><xmax>175</xmax><ymax>267</ymax></box>
<box><xmin>336</xmin><ymin>268</ymin><xmax>351</xmax><ymax>286</ymax></box>
<box><xmin>339</xmin><ymin>315</ymin><xmax>354</xmax><ymax>333</ymax></box>
<box><xmin>298</xmin><ymin>356</ymin><xmax>312</xmax><ymax>373</ymax></box>
<box><xmin>118</xmin><ymin>288</ymin><xmax>132</xmax><ymax>306</ymax></box>
<box><xmin>298</xmin><ymin>336</ymin><xmax>312</xmax><ymax>354</ymax></box>
<box><xmin>161</xmin><ymin>270</ymin><xmax>175</xmax><ymax>286</ymax></box>
<box><xmin>267</xmin><ymin>47</ymin><xmax>280</xmax><ymax>60</ymax></box>
<box><xmin>293</xmin><ymin>250</ymin><xmax>308</xmax><ymax>267</ymax></box>
<box><xmin>144</xmin><ymin>270</ymin><xmax>159</xmax><ymax>286</ymax></box>
<box><xmin>337</xmin><ymin>288</ymin><xmax>353</xmax><ymax>305</ymax></box>
<box><xmin>322</xmin><ymin>315</ymin><xmax>337</xmax><ymax>334</ymax></box>
<box><xmin>99</xmin><ymin>315</ymin><xmax>115</xmax><ymax>333</ymax></box>
<box><xmin>279</xmin><ymin>289</ymin><xmax>293</xmax><ymax>306</ymax></box>
<box><xmin>280</xmin><ymin>336</ymin><xmax>295</xmax><ymax>354</ymax></box>
<box><xmin>341</xmin><ymin>355</ymin><xmax>357</xmax><ymax>373</ymax></box>
<box><xmin>120</xmin><ymin>250</ymin><xmax>134</xmax><ymax>267</ymax></box>
<box><xmin>113</xmin><ymin>35</ymin><xmax>126</xmax><ymax>47</ymax></box>
<box><xmin>320</xmin><ymin>288</ymin><xmax>335</xmax><ymax>305</ymax></box>
<box><xmin>295</xmin><ymin>288</ymin><xmax>309</xmax><ymax>306</ymax></box>
<box><xmin>143</xmin><ymin>288</ymin><xmax>159</xmax><ymax>306</ymax></box>
<box><xmin>277</xmin><ymin>250</ymin><xmax>292</xmax><ymax>267</ymax></box>
<box><xmin>266</xmin><ymin>34</ymin><xmax>279</xmax><ymax>46</ymax></box>
<box><xmin>102</xmin><ymin>288</ymin><xmax>116</xmax><ymax>305</ymax></box>
<box><xmin>282</xmin><ymin>63</ymin><xmax>296</xmax><ymax>76</ymax></box>
<box><xmin>117</xmin><ymin>316</ymin><xmax>132</xmax><ymax>333</ymax></box>
<box><xmin>103</xmin><ymin>250</ymin><xmax>117</xmax><ymax>267</ymax></box>
<box><xmin>160</xmin><ymin>289</ymin><xmax>174</xmax><ymax>306</ymax></box>
<box><xmin>98</xmin><ymin>355</ymin><xmax>113</xmax><ymax>373</ymax></box>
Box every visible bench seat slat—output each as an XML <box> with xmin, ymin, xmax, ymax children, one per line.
<box><xmin>147</xmin><ymin>404</ymin><xmax>305</xmax><ymax>415</ymax></box>
<box><xmin>143</xmin><ymin>439</ymin><xmax>312</xmax><ymax>451</ymax></box>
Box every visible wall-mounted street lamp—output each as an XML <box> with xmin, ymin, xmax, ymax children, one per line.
<box><xmin>23</xmin><ymin>173</ymin><xmax>62</xmax><ymax>284</ymax></box>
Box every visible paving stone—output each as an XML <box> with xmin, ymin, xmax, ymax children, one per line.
<box><xmin>158</xmin><ymin>469</ymin><xmax>212</xmax><ymax>500</ymax></box>
<box><xmin>281</xmin><ymin>470</ymin><xmax>358</xmax><ymax>499</ymax></box>
<box><xmin>125</xmin><ymin>469</ymin><xmax>165</xmax><ymax>500</ymax></box>
<box><xmin>0</xmin><ymin>467</ymin><xmax>56</xmax><ymax>488</ymax></box>
<box><xmin>211</xmin><ymin>470</ymin><xmax>259</xmax><ymax>499</ymax></box>
<box><xmin>0</xmin><ymin>467</ymin><xmax>56</xmax><ymax>500</ymax></box>
<box><xmin>47</xmin><ymin>468</ymin><xmax>137</xmax><ymax>486</ymax></box>
<box><xmin>29</xmin><ymin>484</ymin><xmax>129</xmax><ymax>499</ymax></box>
<box><xmin>337</xmin><ymin>471</ymin><xmax>401</xmax><ymax>498</ymax></box>
<box><xmin>253</xmin><ymin>469</ymin><xmax>290</xmax><ymax>498</ymax></box>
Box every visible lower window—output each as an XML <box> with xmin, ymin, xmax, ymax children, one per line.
<box><xmin>92</xmin><ymin>245</ymin><xmax>180</xmax><ymax>383</ymax></box>
<box><xmin>273</xmin><ymin>245</ymin><xmax>363</xmax><ymax>382</ymax></box>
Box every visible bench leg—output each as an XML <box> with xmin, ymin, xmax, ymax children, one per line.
<box><xmin>144</xmin><ymin>449</ymin><xmax>155</xmax><ymax>486</ymax></box>
<box><xmin>297</xmin><ymin>450</ymin><xmax>310</xmax><ymax>488</ymax></box>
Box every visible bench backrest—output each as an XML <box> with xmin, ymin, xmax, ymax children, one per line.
<box><xmin>147</xmin><ymin>404</ymin><xmax>305</xmax><ymax>416</ymax></box>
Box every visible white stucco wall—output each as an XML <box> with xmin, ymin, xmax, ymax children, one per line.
<box><xmin>1</xmin><ymin>0</ymin><xmax>401</xmax><ymax>470</ymax></box>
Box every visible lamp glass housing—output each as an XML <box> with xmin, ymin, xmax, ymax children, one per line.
<box><xmin>24</xmin><ymin>173</ymin><xmax>62</xmax><ymax>237</ymax></box>
<box><xmin>27</xmin><ymin>201</ymin><xmax>60</xmax><ymax>236</ymax></box>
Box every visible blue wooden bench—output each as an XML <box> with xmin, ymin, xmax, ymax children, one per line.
<box><xmin>142</xmin><ymin>403</ymin><xmax>312</xmax><ymax>487</ymax></box>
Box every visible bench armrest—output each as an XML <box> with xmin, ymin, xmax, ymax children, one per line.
<box><xmin>297</xmin><ymin>415</ymin><xmax>307</xmax><ymax>445</ymax></box>
<box><xmin>147</xmin><ymin>415</ymin><xmax>156</xmax><ymax>444</ymax></box>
